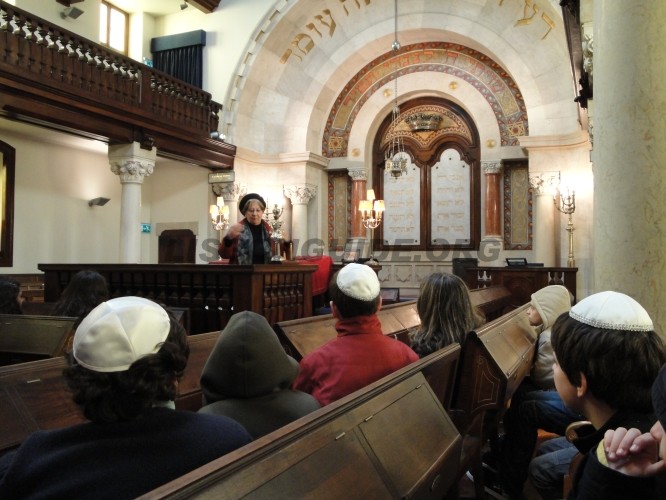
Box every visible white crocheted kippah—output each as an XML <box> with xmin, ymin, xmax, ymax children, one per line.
<box><xmin>569</xmin><ymin>291</ymin><xmax>653</xmax><ymax>332</ymax></box>
<box><xmin>336</xmin><ymin>263</ymin><xmax>380</xmax><ymax>301</ymax></box>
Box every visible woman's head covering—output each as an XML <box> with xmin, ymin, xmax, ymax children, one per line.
<box><xmin>238</xmin><ymin>193</ymin><xmax>266</xmax><ymax>215</ymax></box>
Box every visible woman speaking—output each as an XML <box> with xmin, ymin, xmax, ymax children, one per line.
<box><xmin>218</xmin><ymin>193</ymin><xmax>273</xmax><ymax>264</ymax></box>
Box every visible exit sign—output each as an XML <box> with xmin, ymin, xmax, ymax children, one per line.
<box><xmin>141</xmin><ymin>223</ymin><xmax>151</xmax><ymax>233</ymax></box>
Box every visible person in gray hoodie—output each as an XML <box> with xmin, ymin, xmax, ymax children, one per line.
<box><xmin>198</xmin><ymin>311</ymin><xmax>321</xmax><ymax>439</ymax></box>
<box><xmin>485</xmin><ymin>285</ymin><xmax>582</xmax><ymax>499</ymax></box>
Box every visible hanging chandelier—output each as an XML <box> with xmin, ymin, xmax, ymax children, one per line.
<box><xmin>384</xmin><ymin>0</ymin><xmax>407</xmax><ymax>180</ymax></box>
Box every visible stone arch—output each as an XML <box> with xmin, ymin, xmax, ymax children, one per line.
<box><xmin>322</xmin><ymin>42</ymin><xmax>528</xmax><ymax>158</ymax></box>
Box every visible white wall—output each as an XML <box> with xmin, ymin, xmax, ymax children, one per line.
<box><xmin>0</xmin><ymin>125</ymin><xmax>120</xmax><ymax>273</ymax></box>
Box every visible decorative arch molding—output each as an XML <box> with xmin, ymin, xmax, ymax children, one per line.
<box><xmin>322</xmin><ymin>42</ymin><xmax>528</xmax><ymax>158</ymax></box>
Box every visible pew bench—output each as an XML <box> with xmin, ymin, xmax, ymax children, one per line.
<box><xmin>139</xmin><ymin>343</ymin><xmax>463</xmax><ymax>499</ymax></box>
<box><xmin>274</xmin><ymin>284</ymin><xmax>512</xmax><ymax>361</ymax></box>
<box><xmin>449</xmin><ymin>303</ymin><xmax>535</xmax><ymax>498</ymax></box>
<box><xmin>0</xmin><ymin>314</ymin><xmax>77</xmax><ymax>366</ymax></box>
<box><xmin>142</xmin><ymin>303</ymin><xmax>534</xmax><ymax>499</ymax></box>
<box><xmin>0</xmin><ymin>330</ymin><xmax>222</xmax><ymax>457</ymax></box>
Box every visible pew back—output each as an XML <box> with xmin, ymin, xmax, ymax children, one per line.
<box><xmin>140</xmin><ymin>343</ymin><xmax>462</xmax><ymax>499</ymax></box>
<box><xmin>275</xmin><ymin>285</ymin><xmax>511</xmax><ymax>361</ymax></box>
<box><xmin>0</xmin><ymin>314</ymin><xmax>76</xmax><ymax>365</ymax></box>
<box><xmin>450</xmin><ymin>303</ymin><xmax>535</xmax><ymax>425</ymax></box>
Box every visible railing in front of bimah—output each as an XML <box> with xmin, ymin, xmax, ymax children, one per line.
<box><xmin>0</xmin><ymin>1</ymin><xmax>222</xmax><ymax>153</ymax></box>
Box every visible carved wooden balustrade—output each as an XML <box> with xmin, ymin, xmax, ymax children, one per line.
<box><xmin>0</xmin><ymin>1</ymin><xmax>234</xmax><ymax>169</ymax></box>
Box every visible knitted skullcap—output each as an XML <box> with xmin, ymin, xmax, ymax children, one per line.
<box><xmin>569</xmin><ymin>291</ymin><xmax>653</xmax><ymax>332</ymax></box>
<box><xmin>336</xmin><ymin>263</ymin><xmax>380</xmax><ymax>301</ymax></box>
<box><xmin>73</xmin><ymin>296</ymin><xmax>170</xmax><ymax>372</ymax></box>
<box><xmin>238</xmin><ymin>193</ymin><xmax>266</xmax><ymax>215</ymax></box>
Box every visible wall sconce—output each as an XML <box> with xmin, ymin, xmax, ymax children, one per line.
<box><xmin>209</xmin><ymin>197</ymin><xmax>230</xmax><ymax>234</ymax></box>
<box><xmin>553</xmin><ymin>187</ymin><xmax>576</xmax><ymax>267</ymax></box>
<box><xmin>359</xmin><ymin>189</ymin><xmax>385</xmax><ymax>263</ymax></box>
<box><xmin>88</xmin><ymin>197</ymin><xmax>110</xmax><ymax>207</ymax></box>
<box><xmin>60</xmin><ymin>6</ymin><xmax>84</xmax><ymax>19</ymax></box>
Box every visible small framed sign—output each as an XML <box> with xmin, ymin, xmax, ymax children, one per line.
<box><xmin>208</xmin><ymin>171</ymin><xmax>235</xmax><ymax>184</ymax></box>
<box><xmin>506</xmin><ymin>257</ymin><xmax>527</xmax><ymax>267</ymax></box>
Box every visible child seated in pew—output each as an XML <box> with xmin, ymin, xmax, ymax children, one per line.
<box><xmin>198</xmin><ymin>310</ymin><xmax>321</xmax><ymax>439</ymax></box>
<box><xmin>52</xmin><ymin>269</ymin><xmax>109</xmax><ymax>319</ymax></box>
<box><xmin>489</xmin><ymin>285</ymin><xmax>583</xmax><ymax>499</ymax></box>
<box><xmin>0</xmin><ymin>276</ymin><xmax>24</xmax><ymax>314</ymax></box>
<box><xmin>0</xmin><ymin>296</ymin><xmax>252</xmax><ymax>499</ymax></box>
<box><xmin>601</xmin><ymin>362</ymin><xmax>666</xmax><ymax>499</ymax></box>
<box><xmin>535</xmin><ymin>291</ymin><xmax>665</xmax><ymax>500</ymax></box>
<box><xmin>293</xmin><ymin>263</ymin><xmax>419</xmax><ymax>406</ymax></box>
<box><xmin>409</xmin><ymin>272</ymin><xmax>485</xmax><ymax>358</ymax></box>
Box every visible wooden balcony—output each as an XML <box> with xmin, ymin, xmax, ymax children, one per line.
<box><xmin>0</xmin><ymin>1</ymin><xmax>234</xmax><ymax>169</ymax></box>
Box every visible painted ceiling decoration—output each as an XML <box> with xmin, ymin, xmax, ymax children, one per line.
<box><xmin>322</xmin><ymin>42</ymin><xmax>529</xmax><ymax>158</ymax></box>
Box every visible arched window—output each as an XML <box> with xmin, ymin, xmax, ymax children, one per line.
<box><xmin>373</xmin><ymin>97</ymin><xmax>481</xmax><ymax>252</ymax></box>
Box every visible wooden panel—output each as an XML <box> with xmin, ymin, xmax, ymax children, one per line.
<box><xmin>0</xmin><ymin>314</ymin><xmax>76</xmax><ymax>365</ymax></box>
<box><xmin>450</xmin><ymin>303</ymin><xmax>535</xmax><ymax>427</ymax></box>
<box><xmin>39</xmin><ymin>264</ymin><xmax>315</xmax><ymax>334</ymax></box>
<box><xmin>464</xmin><ymin>266</ymin><xmax>577</xmax><ymax>306</ymax></box>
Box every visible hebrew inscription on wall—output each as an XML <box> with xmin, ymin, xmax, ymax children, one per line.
<box><xmin>430</xmin><ymin>149</ymin><xmax>471</xmax><ymax>245</ymax></box>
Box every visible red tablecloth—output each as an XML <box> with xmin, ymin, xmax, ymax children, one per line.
<box><xmin>294</xmin><ymin>255</ymin><xmax>333</xmax><ymax>296</ymax></box>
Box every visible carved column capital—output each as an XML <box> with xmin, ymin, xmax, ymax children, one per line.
<box><xmin>108</xmin><ymin>142</ymin><xmax>156</xmax><ymax>184</ymax></box>
<box><xmin>284</xmin><ymin>184</ymin><xmax>317</xmax><ymax>205</ymax></box>
<box><xmin>348</xmin><ymin>168</ymin><xmax>367</xmax><ymax>181</ymax></box>
<box><xmin>482</xmin><ymin>161</ymin><xmax>502</xmax><ymax>175</ymax></box>
<box><xmin>529</xmin><ymin>171</ymin><xmax>560</xmax><ymax>195</ymax></box>
<box><xmin>212</xmin><ymin>182</ymin><xmax>246</xmax><ymax>202</ymax></box>
<box><xmin>110</xmin><ymin>159</ymin><xmax>154</xmax><ymax>184</ymax></box>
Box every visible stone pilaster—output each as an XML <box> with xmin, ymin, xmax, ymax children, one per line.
<box><xmin>284</xmin><ymin>184</ymin><xmax>317</xmax><ymax>255</ymax></box>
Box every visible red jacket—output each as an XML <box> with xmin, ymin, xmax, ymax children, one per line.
<box><xmin>292</xmin><ymin>314</ymin><xmax>419</xmax><ymax>406</ymax></box>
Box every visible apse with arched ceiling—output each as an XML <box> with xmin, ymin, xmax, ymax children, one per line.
<box><xmin>226</xmin><ymin>0</ymin><xmax>577</xmax><ymax>160</ymax></box>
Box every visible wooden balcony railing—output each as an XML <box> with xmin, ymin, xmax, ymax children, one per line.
<box><xmin>0</xmin><ymin>1</ymin><xmax>234</xmax><ymax>169</ymax></box>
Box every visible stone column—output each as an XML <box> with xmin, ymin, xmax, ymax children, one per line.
<box><xmin>348</xmin><ymin>167</ymin><xmax>367</xmax><ymax>238</ymax></box>
<box><xmin>109</xmin><ymin>142</ymin><xmax>156</xmax><ymax>263</ymax></box>
<box><xmin>482</xmin><ymin>161</ymin><xmax>502</xmax><ymax>238</ymax></box>
<box><xmin>594</xmin><ymin>0</ymin><xmax>666</xmax><ymax>335</ymax></box>
<box><xmin>529</xmin><ymin>172</ymin><xmax>560</xmax><ymax>267</ymax></box>
<box><xmin>284</xmin><ymin>184</ymin><xmax>317</xmax><ymax>256</ymax></box>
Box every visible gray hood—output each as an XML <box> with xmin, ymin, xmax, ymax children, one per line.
<box><xmin>200</xmin><ymin>311</ymin><xmax>299</xmax><ymax>403</ymax></box>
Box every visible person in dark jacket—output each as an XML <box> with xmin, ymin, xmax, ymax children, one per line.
<box><xmin>601</xmin><ymin>363</ymin><xmax>666</xmax><ymax>499</ymax></box>
<box><xmin>199</xmin><ymin>310</ymin><xmax>321</xmax><ymax>438</ymax></box>
<box><xmin>52</xmin><ymin>269</ymin><xmax>110</xmax><ymax>319</ymax></box>
<box><xmin>0</xmin><ymin>296</ymin><xmax>251</xmax><ymax>499</ymax></box>
<box><xmin>0</xmin><ymin>276</ymin><xmax>23</xmax><ymax>314</ymax></box>
<box><xmin>218</xmin><ymin>193</ymin><xmax>272</xmax><ymax>264</ymax></box>
<box><xmin>547</xmin><ymin>291</ymin><xmax>665</xmax><ymax>500</ymax></box>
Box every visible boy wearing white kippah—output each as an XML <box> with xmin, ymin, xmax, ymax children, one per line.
<box><xmin>0</xmin><ymin>297</ymin><xmax>252</xmax><ymax>499</ymax></box>
<box><xmin>544</xmin><ymin>291</ymin><xmax>665</xmax><ymax>499</ymax></box>
<box><xmin>293</xmin><ymin>263</ymin><xmax>419</xmax><ymax>406</ymax></box>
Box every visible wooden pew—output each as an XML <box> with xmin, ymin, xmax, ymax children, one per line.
<box><xmin>139</xmin><ymin>343</ymin><xmax>462</xmax><ymax>499</ymax></box>
<box><xmin>0</xmin><ymin>330</ymin><xmax>221</xmax><ymax>457</ymax></box>
<box><xmin>0</xmin><ymin>314</ymin><xmax>76</xmax><ymax>366</ymax></box>
<box><xmin>448</xmin><ymin>303</ymin><xmax>536</xmax><ymax>497</ymax></box>
<box><xmin>274</xmin><ymin>284</ymin><xmax>512</xmax><ymax>361</ymax></box>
